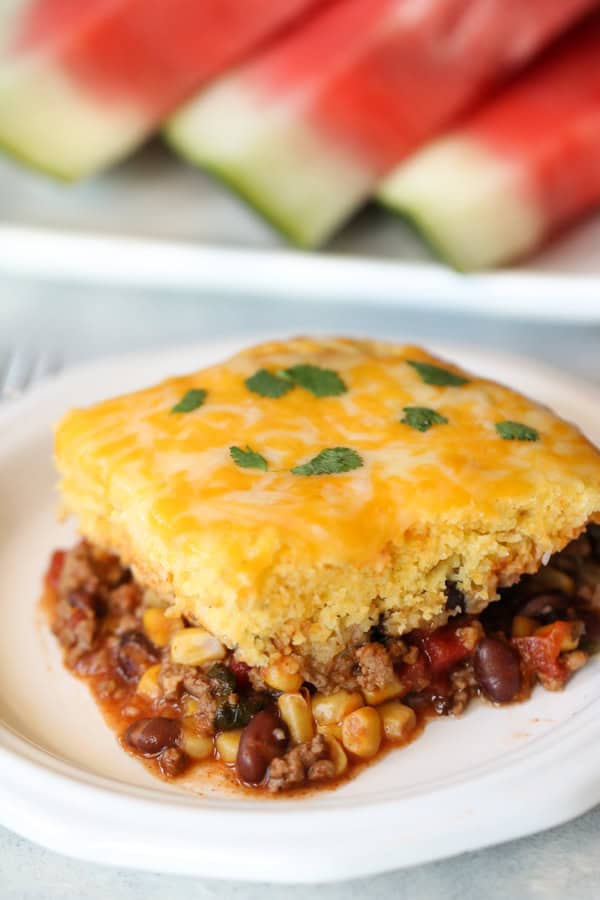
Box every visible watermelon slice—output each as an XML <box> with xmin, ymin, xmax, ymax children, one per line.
<box><xmin>0</xmin><ymin>0</ymin><xmax>326</xmax><ymax>179</ymax></box>
<box><xmin>166</xmin><ymin>0</ymin><xmax>599</xmax><ymax>248</ymax></box>
<box><xmin>378</xmin><ymin>15</ymin><xmax>600</xmax><ymax>270</ymax></box>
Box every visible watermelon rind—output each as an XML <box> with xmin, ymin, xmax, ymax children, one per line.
<box><xmin>377</xmin><ymin>136</ymin><xmax>545</xmax><ymax>271</ymax></box>
<box><xmin>0</xmin><ymin>56</ymin><xmax>147</xmax><ymax>180</ymax></box>
<box><xmin>165</xmin><ymin>82</ymin><xmax>372</xmax><ymax>249</ymax></box>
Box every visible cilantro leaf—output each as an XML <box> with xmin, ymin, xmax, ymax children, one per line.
<box><xmin>495</xmin><ymin>421</ymin><xmax>539</xmax><ymax>442</ymax></box>
<box><xmin>407</xmin><ymin>360</ymin><xmax>469</xmax><ymax>387</ymax></box>
<box><xmin>171</xmin><ymin>388</ymin><xmax>207</xmax><ymax>413</ymax></box>
<box><xmin>291</xmin><ymin>447</ymin><xmax>363</xmax><ymax>476</ymax></box>
<box><xmin>230</xmin><ymin>445</ymin><xmax>269</xmax><ymax>471</ymax></box>
<box><xmin>245</xmin><ymin>369</ymin><xmax>293</xmax><ymax>398</ymax></box>
<box><xmin>280</xmin><ymin>364</ymin><xmax>348</xmax><ymax>397</ymax></box>
<box><xmin>401</xmin><ymin>406</ymin><xmax>448</xmax><ymax>432</ymax></box>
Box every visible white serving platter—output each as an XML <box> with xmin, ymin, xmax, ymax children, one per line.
<box><xmin>1</xmin><ymin>146</ymin><xmax>600</xmax><ymax>320</ymax></box>
<box><xmin>1</xmin><ymin>336</ymin><xmax>600</xmax><ymax>883</ymax></box>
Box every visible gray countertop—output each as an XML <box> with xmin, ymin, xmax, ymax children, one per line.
<box><xmin>2</xmin><ymin>276</ymin><xmax>599</xmax><ymax>899</ymax></box>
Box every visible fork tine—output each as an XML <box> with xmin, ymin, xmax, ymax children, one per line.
<box><xmin>1</xmin><ymin>348</ymin><xmax>34</xmax><ymax>398</ymax></box>
<box><xmin>30</xmin><ymin>350</ymin><xmax>60</xmax><ymax>384</ymax></box>
<box><xmin>0</xmin><ymin>348</ymin><xmax>62</xmax><ymax>400</ymax></box>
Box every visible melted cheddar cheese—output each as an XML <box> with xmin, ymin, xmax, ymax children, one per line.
<box><xmin>55</xmin><ymin>338</ymin><xmax>600</xmax><ymax>668</ymax></box>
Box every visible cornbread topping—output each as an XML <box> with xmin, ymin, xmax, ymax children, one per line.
<box><xmin>47</xmin><ymin>338</ymin><xmax>600</xmax><ymax>792</ymax></box>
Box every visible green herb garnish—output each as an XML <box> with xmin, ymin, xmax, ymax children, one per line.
<box><xmin>171</xmin><ymin>388</ymin><xmax>207</xmax><ymax>413</ymax></box>
<box><xmin>230</xmin><ymin>445</ymin><xmax>268</xmax><ymax>471</ymax></box>
<box><xmin>495</xmin><ymin>421</ymin><xmax>539</xmax><ymax>442</ymax></box>
<box><xmin>207</xmin><ymin>663</ymin><xmax>237</xmax><ymax>696</ymax></box>
<box><xmin>291</xmin><ymin>447</ymin><xmax>363</xmax><ymax>476</ymax></box>
<box><xmin>278</xmin><ymin>364</ymin><xmax>348</xmax><ymax>397</ymax></box>
<box><xmin>245</xmin><ymin>369</ymin><xmax>293</xmax><ymax>398</ymax></box>
<box><xmin>401</xmin><ymin>406</ymin><xmax>448</xmax><ymax>432</ymax></box>
<box><xmin>214</xmin><ymin>694</ymin><xmax>268</xmax><ymax>731</ymax></box>
<box><xmin>407</xmin><ymin>360</ymin><xmax>468</xmax><ymax>387</ymax></box>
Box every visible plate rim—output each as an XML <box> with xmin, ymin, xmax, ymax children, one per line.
<box><xmin>2</xmin><ymin>224</ymin><xmax>600</xmax><ymax>323</ymax></box>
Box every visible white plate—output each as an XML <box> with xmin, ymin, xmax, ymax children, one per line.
<box><xmin>1</xmin><ymin>337</ymin><xmax>600</xmax><ymax>884</ymax></box>
<box><xmin>1</xmin><ymin>147</ymin><xmax>600</xmax><ymax>321</ymax></box>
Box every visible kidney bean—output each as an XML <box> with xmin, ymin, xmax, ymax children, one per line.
<box><xmin>125</xmin><ymin>717</ymin><xmax>181</xmax><ymax>756</ymax></box>
<box><xmin>236</xmin><ymin>711</ymin><xmax>288</xmax><ymax>785</ymax></box>
<box><xmin>230</xmin><ymin>658</ymin><xmax>251</xmax><ymax>691</ymax></box>
<box><xmin>474</xmin><ymin>637</ymin><xmax>522</xmax><ymax>703</ymax></box>
<box><xmin>519</xmin><ymin>592</ymin><xmax>569</xmax><ymax>620</ymax></box>
<box><xmin>117</xmin><ymin>630</ymin><xmax>159</xmax><ymax>681</ymax></box>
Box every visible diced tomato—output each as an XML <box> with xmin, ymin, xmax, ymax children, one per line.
<box><xmin>414</xmin><ymin>623</ymin><xmax>472</xmax><ymax>676</ymax></box>
<box><xmin>399</xmin><ymin>654</ymin><xmax>429</xmax><ymax>694</ymax></box>
<box><xmin>230</xmin><ymin>659</ymin><xmax>251</xmax><ymax>691</ymax></box>
<box><xmin>512</xmin><ymin>620</ymin><xmax>571</xmax><ymax>686</ymax></box>
<box><xmin>47</xmin><ymin>550</ymin><xmax>66</xmax><ymax>591</ymax></box>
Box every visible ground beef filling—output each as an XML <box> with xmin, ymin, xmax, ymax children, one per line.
<box><xmin>45</xmin><ymin>530</ymin><xmax>600</xmax><ymax>793</ymax></box>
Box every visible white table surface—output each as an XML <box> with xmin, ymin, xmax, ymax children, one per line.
<box><xmin>2</xmin><ymin>275</ymin><xmax>600</xmax><ymax>899</ymax></box>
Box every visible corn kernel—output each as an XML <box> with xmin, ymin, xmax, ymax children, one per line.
<box><xmin>312</xmin><ymin>690</ymin><xmax>364</xmax><ymax>725</ymax></box>
<box><xmin>378</xmin><ymin>701</ymin><xmax>417</xmax><ymax>743</ymax></box>
<box><xmin>317</xmin><ymin>723</ymin><xmax>343</xmax><ymax>741</ymax></box>
<box><xmin>512</xmin><ymin>615</ymin><xmax>537</xmax><ymax>638</ymax></box>
<box><xmin>142</xmin><ymin>589</ymin><xmax>168</xmax><ymax>609</ymax></box>
<box><xmin>215</xmin><ymin>729</ymin><xmax>243</xmax><ymax>763</ymax></box>
<box><xmin>564</xmin><ymin>649</ymin><xmax>587</xmax><ymax>672</ymax></box>
<box><xmin>561</xmin><ymin>624</ymin><xmax>582</xmax><ymax>652</ymax></box>
<box><xmin>143</xmin><ymin>608</ymin><xmax>176</xmax><ymax>648</ymax></box>
<box><xmin>183</xmin><ymin>696</ymin><xmax>200</xmax><ymax>716</ymax></box>
<box><xmin>170</xmin><ymin>627</ymin><xmax>226</xmax><ymax>666</ymax></box>
<box><xmin>363</xmin><ymin>675</ymin><xmax>405</xmax><ymax>706</ymax></box>
<box><xmin>323</xmin><ymin>736</ymin><xmax>348</xmax><ymax>776</ymax></box>
<box><xmin>181</xmin><ymin>719</ymin><xmax>214</xmax><ymax>760</ymax></box>
<box><xmin>263</xmin><ymin>659</ymin><xmax>303</xmax><ymax>693</ymax></box>
<box><xmin>342</xmin><ymin>707</ymin><xmax>382</xmax><ymax>759</ymax></box>
<box><xmin>278</xmin><ymin>693</ymin><xmax>314</xmax><ymax>744</ymax></box>
<box><xmin>136</xmin><ymin>663</ymin><xmax>161</xmax><ymax>700</ymax></box>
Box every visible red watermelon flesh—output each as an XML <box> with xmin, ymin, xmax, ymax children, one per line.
<box><xmin>248</xmin><ymin>0</ymin><xmax>600</xmax><ymax>174</ymax></box>
<box><xmin>461</xmin><ymin>19</ymin><xmax>600</xmax><ymax>231</ymax></box>
<box><xmin>167</xmin><ymin>0</ymin><xmax>600</xmax><ymax>246</ymax></box>
<box><xmin>379</xmin><ymin>13</ymin><xmax>600</xmax><ymax>269</ymax></box>
<box><xmin>1</xmin><ymin>0</ymin><xmax>328</xmax><ymax>176</ymax></box>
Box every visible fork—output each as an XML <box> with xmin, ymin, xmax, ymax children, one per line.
<box><xmin>0</xmin><ymin>348</ymin><xmax>62</xmax><ymax>402</ymax></box>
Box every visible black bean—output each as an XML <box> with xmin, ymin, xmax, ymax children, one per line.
<box><xmin>445</xmin><ymin>581</ymin><xmax>466</xmax><ymax>613</ymax></box>
<box><xmin>369</xmin><ymin>615</ymin><xmax>387</xmax><ymax>644</ymax></box>
<box><xmin>580</xmin><ymin>610</ymin><xmax>600</xmax><ymax>644</ymax></box>
<box><xmin>474</xmin><ymin>637</ymin><xmax>522</xmax><ymax>703</ymax></box>
<box><xmin>519</xmin><ymin>592</ymin><xmax>569</xmax><ymax>620</ymax></box>
<box><xmin>587</xmin><ymin>524</ymin><xmax>600</xmax><ymax>560</ymax></box>
<box><xmin>125</xmin><ymin>717</ymin><xmax>181</xmax><ymax>756</ymax></box>
<box><xmin>432</xmin><ymin>694</ymin><xmax>452</xmax><ymax>716</ymax></box>
<box><xmin>237</xmin><ymin>711</ymin><xmax>288</xmax><ymax>785</ymax></box>
<box><xmin>68</xmin><ymin>589</ymin><xmax>107</xmax><ymax>618</ymax></box>
<box><xmin>117</xmin><ymin>630</ymin><xmax>159</xmax><ymax>681</ymax></box>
